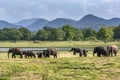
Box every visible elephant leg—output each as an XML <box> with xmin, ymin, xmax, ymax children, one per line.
<box><xmin>54</xmin><ymin>54</ymin><xmax>57</xmax><ymax>58</ymax></box>
<box><xmin>56</xmin><ymin>54</ymin><xmax>57</xmax><ymax>58</ymax></box>
<box><xmin>111</xmin><ymin>52</ymin><xmax>113</xmax><ymax>57</ymax></box>
<box><xmin>79</xmin><ymin>53</ymin><xmax>82</xmax><ymax>57</ymax></box>
<box><xmin>73</xmin><ymin>52</ymin><xmax>76</xmax><ymax>55</ymax></box>
<box><xmin>33</xmin><ymin>55</ymin><xmax>35</xmax><ymax>58</ymax></box>
<box><xmin>20</xmin><ymin>54</ymin><xmax>23</xmax><ymax>58</ymax></box>
<box><xmin>48</xmin><ymin>54</ymin><xmax>50</xmax><ymax>58</ymax></box>
<box><xmin>25</xmin><ymin>55</ymin><xmax>27</xmax><ymax>58</ymax></box>
<box><xmin>97</xmin><ymin>53</ymin><xmax>101</xmax><ymax>57</ymax></box>
<box><xmin>84</xmin><ymin>53</ymin><xmax>87</xmax><ymax>57</ymax></box>
<box><xmin>114</xmin><ymin>52</ymin><xmax>117</xmax><ymax>56</ymax></box>
<box><xmin>12</xmin><ymin>54</ymin><xmax>14</xmax><ymax>58</ymax></box>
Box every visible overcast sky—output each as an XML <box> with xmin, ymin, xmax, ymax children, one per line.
<box><xmin>0</xmin><ymin>0</ymin><xmax>120</xmax><ymax>22</ymax></box>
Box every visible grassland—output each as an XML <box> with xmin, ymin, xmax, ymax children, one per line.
<box><xmin>0</xmin><ymin>41</ymin><xmax>120</xmax><ymax>48</ymax></box>
<box><xmin>0</xmin><ymin>41</ymin><xmax>120</xmax><ymax>80</ymax></box>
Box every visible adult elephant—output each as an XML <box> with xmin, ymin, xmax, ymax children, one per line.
<box><xmin>107</xmin><ymin>45</ymin><xmax>118</xmax><ymax>56</ymax></box>
<box><xmin>43</xmin><ymin>48</ymin><xmax>57</xmax><ymax>58</ymax></box>
<box><xmin>70</xmin><ymin>48</ymin><xmax>82</xmax><ymax>56</ymax></box>
<box><xmin>23</xmin><ymin>50</ymin><xmax>36</xmax><ymax>58</ymax></box>
<box><xmin>93</xmin><ymin>46</ymin><xmax>109</xmax><ymax>57</ymax></box>
<box><xmin>8</xmin><ymin>48</ymin><xmax>23</xmax><ymax>58</ymax></box>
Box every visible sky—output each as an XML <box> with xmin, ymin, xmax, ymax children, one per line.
<box><xmin>0</xmin><ymin>0</ymin><xmax>120</xmax><ymax>22</ymax></box>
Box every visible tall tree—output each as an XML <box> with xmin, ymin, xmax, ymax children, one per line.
<box><xmin>74</xmin><ymin>29</ymin><xmax>84</xmax><ymax>41</ymax></box>
<box><xmin>62</xmin><ymin>25</ymin><xmax>76</xmax><ymax>40</ymax></box>
<box><xmin>7</xmin><ymin>29</ymin><xmax>23</xmax><ymax>40</ymax></box>
<box><xmin>19</xmin><ymin>27</ymin><xmax>31</xmax><ymax>40</ymax></box>
<box><xmin>34</xmin><ymin>30</ymin><xmax>50</xmax><ymax>40</ymax></box>
<box><xmin>113</xmin><ymin>25</ymin><xmax>120</xmax><ymax>40</ymax></box>
<box><xmin>83</xmin><ymin>28</ymin><xmax>96</xmax><ymax>40</ymax></box>
<box><xmin>51</xmin><ymin>28</ymin><xmax>65</xmax><ymax>41</ymax></box>
<box><xmin>97</xmin><ymin>27</ymin><xmax>113</xmax><ymax>41</ymax></box>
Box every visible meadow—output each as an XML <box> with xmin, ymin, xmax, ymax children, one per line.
<box><xmin>0</xmin><ymin>41</ymin><xmax>120</xmax><ymax>80</ymax></box>
<box><xmin>0</xmin><ymin>41</ymin><xmax>120</xmax><ymax>47</ymax></box>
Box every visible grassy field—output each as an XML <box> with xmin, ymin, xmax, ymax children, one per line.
<box><xmin>0</xmin><ymin>41</ymin><xmax>120</xmax><ymax>80</ymax></box>
<box><xmin>0</xmin><ymin>51</ymin><xmax>120</xmax><ymax>80</ymax></box>
<box><xmin>0</xmin><ymin>41</ymin><xmax>120</xmax><ymax>48</ymax></box>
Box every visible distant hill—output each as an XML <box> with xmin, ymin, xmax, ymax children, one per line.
<box><xmin>76</xmin><ymin>14</ymin><xmax>120</xmax><ymax>30</ymax></box>
<box><xmin>15</xmin><ymin>18</ymin><xmax>39</xmax><ymax>27</ymax></box>
<box><xmin>0</xmin><ymin>14</ymin><xmax>120</xmax><ymax>31</ymax></box>
<box><xmin>0</xmin><ymin>20</ymin><xmax>19</xmax><ymax>29</ymax></box>
<box><xmin>27</xmin><ymin>19</ymin><xmax>49</xmax><ymax>31</ymax></box>
<box><xmin>45</xmin><ymin>18</ymin><xmax>76</xmax><ymax>28</ymax></box>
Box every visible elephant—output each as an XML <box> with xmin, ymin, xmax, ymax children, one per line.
<box><xmin>42</xmin><ymin>50</ymin><xmax>49</xmax><ymax>58</ymax></box>
<box><xmin>37</xmin><ymin>52</ymin><xmax>43</xmax><ymax>58</ymax></box>
<box><xmin>70</xmin><ymin>48</ymin><xmax>82</xmax><ymax>57</ymax></box>
<box><xmin>43</xmin><ymin>48</ymin><xmax>57</xmax><ymax>58</ymax></box>
<box><xmin>107</xmin><ymin>45</ymin><xmax>118</xmax><ymax>56</ymax></box>
<box><xmin>8</xmin><ymin>48</ymin><xmax>23</xmax><ymax>58</ymax></box>
<box><xmin>23</xmin><ymin>50</ymin><xmax>36</xmax><ymax>58</ymax></box>
<box><xmin>82</xmin><ymin>49</ymin><xmax>88</xmax><ymax>57</ymax></box>
<box><xmin>93</xmin><ymin>46</ymin><xmax>109</xmax><ymax>57</ymax></box>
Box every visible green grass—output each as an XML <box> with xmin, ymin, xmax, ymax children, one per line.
<box><xmin>0</xmin><ymin>41</ymin><xmax>120</xmax><ymax>47</ymax></box>
<box><xmin>0</xmin><ymin>41</ymin><xmax>120</xmax><ymax>80</ymax></box>
<box><xmin>0</xmin><ymin>51</ymin><xmax>120</xmax><ymax>80</ymax></box>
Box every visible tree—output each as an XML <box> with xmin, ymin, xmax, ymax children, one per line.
<box><xmin>0</xmin><ymin>29</ymin><xmax>5</xmax><ymax>40</ymax></box>
<box><xmin>97</xmin><ymin>27</ymin><xmax>113</xmax><ymax>41</ymax></box>
<box><xmin>34</xmin><ymin>30</ymin><xmax>50</xmax><ymax>40</ymax></box>
<box><xmin>51</xmin><ymin>28</ymin><xmax>65</xmax><ymax>41</ymax></box>
<box><xmin>73</xmin><ymin>29</ymin><xmax>84</xmax><ymax>41</ymax></box>
<box><xmin>83</xmin><ymin>28</ymin><xmax>96</xmax><ymax>40</ymax></box>
<box><xmin>7</xmin><ymin>29</ymin><xmax>23</xmax><ymax>40</ymax></box>
<box><xmin>113</xmin><ymin>25</ymin><xmax>120</xmax><ymax>40</ymax></box>
<box><xmin>62</xmin><ymin>25</ymin><xmax>76</xmax><ymax>40</ymax></box>
<box><xmin>19</xmin><ymin>27</ymin><xmax>31</xmax><ymax>40</ymax></box>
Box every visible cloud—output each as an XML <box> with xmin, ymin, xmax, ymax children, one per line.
<box><xmin>0</xmin><ymin>0</ymin><xmax>120</xmax><ymax>22</ymax></box>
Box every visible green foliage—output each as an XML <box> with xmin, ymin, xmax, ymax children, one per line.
<box><xmin>97</xmin><ymin>27</ymin><xmax>114</xmax><ymax>41</ymax></box>
<box><xmin>113</xmin><ymin>25</ymin><xmax>120</xmax><ymax>40</ymax></box>
<box><xmin>51</xmin><ymin>28</ymin><xmax>66</xmax><ymax>41</ymax></box>
<box><xmin>73</xmin><ymin>29</ymin><xmax>84</xmax><ymax>41</ymax></box>
<box><xmin>83</xmin><ymin>28</ymin><xmax>97</xmax><ymax>40</ymax></box>
<box><xmin>34</xmin><ymin>30</ymin><xmax>50</xmax><ymax>40</ymax></box>
<box><xmin>19</xmin><ymin>27</ymin><xmax>31</xmax><ymax>40</ymax></box>
<box><xmin>0</xmin><ymin>25</ymin><xmax>120</xmax><ymax>41</ymax></box>
<box><xmin>62</xmin><ymin>25</ymin><xmax>76</xmax><ymax>40</ymax></box>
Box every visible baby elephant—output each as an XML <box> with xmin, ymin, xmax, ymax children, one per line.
<box><xmin>82</xmin><ymin>49</ymin><xmax>88</xmax><ymax>57</ymax></box>
<box><xmin>23</xmin><ymin>50</ymin><xmax>36</xmax><ymax>58</ymax></box>
<box><xmin>37</xmin><ymin>52</ymin><xmax>43</xmax><ymax>58</ymax></box>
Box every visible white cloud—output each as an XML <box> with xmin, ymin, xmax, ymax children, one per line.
<box><xmin>0</xmin><ymin>0</ymin><xmax>120</xmax><ymax>22</ymax></box>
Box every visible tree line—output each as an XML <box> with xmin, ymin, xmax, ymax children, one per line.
<box><xmin>0</xmin><ymin>25</ymin><xmax>120</xmax><ymax>41</ymax></box>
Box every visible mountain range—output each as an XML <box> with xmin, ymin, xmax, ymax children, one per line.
<box><xmin>0</xmin><ymin>14</ymin><xmax>120</xmax><ymax>31</ymax></box>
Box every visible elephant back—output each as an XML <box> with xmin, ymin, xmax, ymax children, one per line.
<box><xmin>111</xmin><ymin>45</ymin><xmax>118</xmax><ymax>49</ymax></box>
<box><xmin>47</xmin><ymin>48</ymin><xmax>57</xmax><ymax>55</ymax></box>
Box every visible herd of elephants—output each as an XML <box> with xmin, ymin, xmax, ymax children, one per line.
<box><xmin>7</xmin><ymin>45</ymin><xmax>118</xmax><ymax>58</ymax></box>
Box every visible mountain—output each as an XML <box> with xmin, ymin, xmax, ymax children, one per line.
<box><xmin>0</xmin><ymin>20</ymin><xmax>19</xmax><ymax>29</ymax></box>
<box><xmin>108</xmin><ymin>18</ymin><xmax>120</xmax><ymax>26</ymax></box>
<box><xmin>45</xmin><ymin>18</ymin><xmax>76</xmax><ymax>28</ymax></box>
<box><xmin>76</xmin><ymin>14</ymin><xmax>120</xmax><ymax>30</ymax></box>
<box><xmin>15</xmin><ymin>18</ymin><xmax>39</xmax><ymax>27</ymax></box>
<box><xmin>1</xmin><ymin>14</ymin><xmax>120</xmax><ymax>31</ymax></box>
<box><xmin>27</xmin><ymin>19</ymin><xmax>49</xmax><ymax>31</ymax></box>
